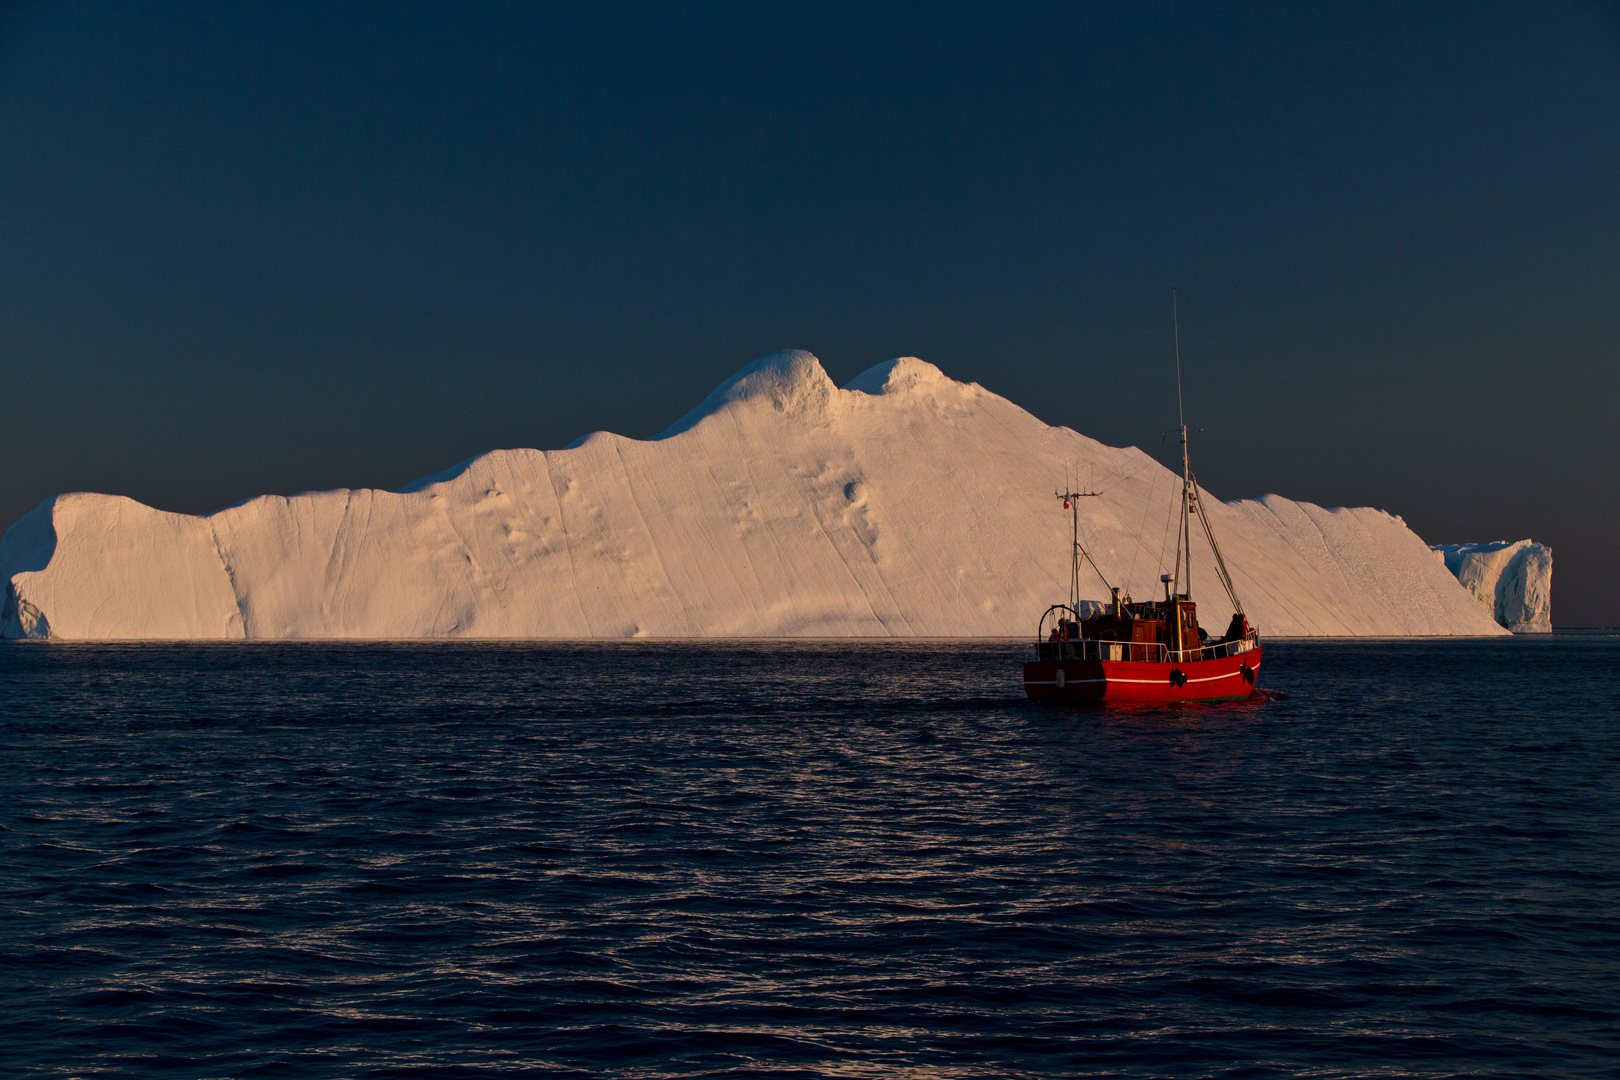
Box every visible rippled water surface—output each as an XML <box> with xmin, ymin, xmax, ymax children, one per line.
<box><xmin>2</xmin><ymin>636</ymin><xmax>1617</xmax><ymax>1078</ymax></box>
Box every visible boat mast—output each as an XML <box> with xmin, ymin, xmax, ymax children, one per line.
<box><xmin>1171</xmin><ymin>289</ymin><xmax>1192</xmax><ymax>602</ymax></box>
<box><xmin>1165</xmin><ymin>289</ymin><xmax>1246</xmax><ymax>618</ymax></box>
<box><xmin>1072</xmin><ymin>493</ymin><xmax>1081</xmax><ymax>613</ymax></box>
<box><xmin>1057</xmin><ymin>486</ymin><xmax>1101</xmax><ymax>615</ymax></box>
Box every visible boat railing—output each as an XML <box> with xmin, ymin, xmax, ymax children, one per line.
<box><xmin>1168</xmin><ymin>632</ymin><xmax>1261</xmax><ymax>663</ymax></box>
<box><xmin>1033</xmin><ymin>638</ymin><xmax>1168</xmax><ymax>663</ymax></box>
<box><xmin>1033</xmin><ymin>631</ymin><xmax>1258</xmax><ymax>664</ymax></box>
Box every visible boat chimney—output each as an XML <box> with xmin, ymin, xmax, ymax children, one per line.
<box><xmin>1160</xmin><ymin>574</ymin><xmax>1171</xmax><ymax>604</ymax></box>
<box><xmin>1111</xmin><ymin>586</ymin><xmax>1122</xmax><ymax>619</ymax></box>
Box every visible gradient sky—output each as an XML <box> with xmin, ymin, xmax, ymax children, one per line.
<box><xmin>3</xmin><ymin>1</ymin><xmax>1617</xmax><ymax>625</ymax></box>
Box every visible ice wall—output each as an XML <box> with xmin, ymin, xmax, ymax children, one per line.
<box><xmin>1431</xmin><ymin>540</ymin><xmax>1553</xmax><ymax>632</ymax></box>
<box><xmin>3</xmin><ymin>350</ymin><xmax>1509</xmax><ymax>640</ymax></box>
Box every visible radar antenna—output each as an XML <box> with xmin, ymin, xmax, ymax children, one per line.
<box><xmin>1056</xmin><ymin>487</ymin><xmax>1108</xmax><ymax>615</ymax></box>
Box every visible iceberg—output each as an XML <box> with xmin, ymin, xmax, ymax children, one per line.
<box><xmin>2</xmin><ymin>350</ymin><xmax>1508</xmax><ymax>640</ymax></box>
<box><xmin>1431</xmin><ymin>540</ymin><xmax>1553</xmax><ymax>633</ymax></box>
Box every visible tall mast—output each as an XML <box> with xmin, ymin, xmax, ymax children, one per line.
<box><xmin>1072</xmin><ymin>494</ymin><xmax>1080</xmax><ymax>612</ymax></box>
<box><xmin>1172</xmin><ymin>289</ymin><xmax>1192</xmax><ymax>601</ymax></box>
<box><xmin>1165</xmin><ymin>289</ymin><xmax>1247</xmax><ymax>618</ymax></box>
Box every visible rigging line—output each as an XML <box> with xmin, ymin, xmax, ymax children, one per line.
<box><xmin>1153</xmin><ymin>467</ymin><xmax>1178</xmax><ymax>589</ymax></box>
<box><xmin>1073</xmin><ymin>513</ymin><xmax>1115</xmax><ymax>594</ymax></box>
<box><xmin>1124</xmin><ymin>480</ymin><xmax>1157</xmax><ymax>599</ymax></box>
<box><xmin>1191</xmin><ymin>481</ymin><xmax>1244</xmax><ymax>614</ymax></box>
<box><xmin>1069</xmin><ymin>450</ymin><xmax>1159</xmax><ymax>595</ymax></box>
<box><xmin>1096</xmin><ymin>452</ymin><xmax>1159</xmax><ymax>495</ymax></box>
<box><xmin>1063</xmin><ymin>461</ymin><xmax>1114</xmax><ymax>596</ymax></box>
<box><xmin>1186</xmin><ymin>478</ymin><xmax>1237</xmax><ymax>611</ymax></box>
<box><xmin>1091</xmin><ymin>447</ymin><xmax>1170</xmax><ymax>590</ymax></box>
<box><xmin>1137</xmin><ymin>432</ymin><xmax>1175</xmax><ymax>592</ymax></box>
<box><xmin>1170</xmin><ymin>288</ymin><xmax>1193</xmax><ymax>599</ymax></box>
<box><xmin>1153</xmin><ymin>427</ymin><xmax>1179</xmax><ymax>579</ymax></box>
<box><xmin>1081</xmin><ymin>454</ymin><xmax>1138</xmax><ymax>500</ymax></box>
<box><xmin>1086</xmin><ymin>553</ymin><xmax>1113</xmax><ymax>593</ymax></box>
<box><xmin>1171</xmin><ymin>464</ymin><xmax>1186</xmax><ymax>597</ymax></box>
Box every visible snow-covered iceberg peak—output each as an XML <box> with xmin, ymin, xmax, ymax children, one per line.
<box><xmin>657</xmin><ymin>349</ymin><xmax>838</xmax><ymax>439</ymax></box>
<box><xmin>1431</xmin><ymin>540</ymin><xmax>1552</xmax><ymax>632</ymax></box>
<box><xmin>845</xmin><ymin>356</ymin><xmax>949</xmax><ymax>396</ymax></box>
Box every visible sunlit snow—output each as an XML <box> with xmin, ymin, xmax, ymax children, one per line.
<box><xmin>1</xmin><ymin>350</ymin><xmax>1509</xmax><ymax>640</ymax></box>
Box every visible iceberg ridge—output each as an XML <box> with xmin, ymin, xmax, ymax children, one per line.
<box><xmin>1</xmin><ymin>350</ymin><xmax>1510</xmax><ymax>640</ymax></box>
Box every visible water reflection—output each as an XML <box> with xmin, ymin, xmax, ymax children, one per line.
<box><xmin>0</xmin><ymin>637</ymin><xmax>1616</xmax><ymax>1077</ymax></box>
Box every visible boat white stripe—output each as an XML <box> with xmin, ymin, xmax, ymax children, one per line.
<box><xmin>1024</xmin><ymin>679</ymin><xmax>1105</xmax><ymax>686</ymax></box>
<box><xmin>1024</xmin><ymin>663</ymin><xmax>1259</xmax><ymax>688</ymax></box>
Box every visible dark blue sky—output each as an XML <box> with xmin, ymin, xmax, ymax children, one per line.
<box><xmin>3</xmin><ymin>1</ymin><xmax>1617</xmax><ymax>624</ymax></box>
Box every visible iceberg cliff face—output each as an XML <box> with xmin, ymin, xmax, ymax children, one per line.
<box><xmin>2</xmin><ymin>350</ymin><xmax>1508</xmax><ymax>640</ymax></box>
<box><xmin>1431</xmin><ymin>540</ymin><xmax>1553</xmax><ymax>633</ymax></box>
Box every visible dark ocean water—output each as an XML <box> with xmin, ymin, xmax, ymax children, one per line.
<box><xmin>1</xmin><ymin>636</ymin><xmax>1616</xmax><ymax>1079</ymax></box>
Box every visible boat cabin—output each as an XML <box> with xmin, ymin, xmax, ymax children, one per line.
<box><xmin>1084</xmin><ymin>599</ymin><xmax>1195</xmax><ymax>653</ymax></box>
<box><xmin>1039</xmin><ymin>596</ymin><xmax>1254</xmax><ymax>664</ymax></box>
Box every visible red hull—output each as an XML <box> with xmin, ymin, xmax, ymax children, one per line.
<box><xmin>1023</xmin><ymin>645</ymin><xmax>1262</xmax><ymax>703</ymax></box>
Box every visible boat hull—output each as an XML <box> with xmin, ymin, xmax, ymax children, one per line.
<box><xmin>1023</xmin><ymin>646</ymin><xmax>1263</xmax><ymax>703</ymax></box>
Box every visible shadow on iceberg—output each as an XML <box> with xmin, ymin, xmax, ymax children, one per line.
<box><xmin>654</xmin><ymin>349</ymin><xmax>834</xmax><ymax>440</ymax></box>
<box><xmin>397</xmin><ymin>455</ymin><xmax>484</xmax><ymax>494</ymax></box>
<box><xmin>397</xmin><ymin>349</ymin><xmax>845</xmax><ymax>491</ymax></box>
<box><xmin>1</xmin><ymin>497</ymin><xmax>59</xmax><ymax>638</ymax></box>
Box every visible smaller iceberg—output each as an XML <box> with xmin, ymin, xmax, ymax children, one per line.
<box><xmin>1431</xmin><ymin>540</ymin><xmax>1552</xmax><ymax>633</ymax></box>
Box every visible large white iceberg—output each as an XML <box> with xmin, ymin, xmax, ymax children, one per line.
<box><xmin>1431</xmin><ymin>540</ymin><xmax>1552</xmax><ymax>632</ymax></box>
<box><xmin>2</xmin><ymin>350</ymin><xmax>1508</xmax><ymax>640</ymax></box>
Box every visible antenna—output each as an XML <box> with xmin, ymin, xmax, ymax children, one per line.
<box><xmin>1173</xmin><ymin>288</ymin><xmax>1185</xmax><ymax>431</ymax></box>
<box><xmin>1056</xmin><ymin>488</ymin><xmax>1106</xmax><ymax>615</ymax></box>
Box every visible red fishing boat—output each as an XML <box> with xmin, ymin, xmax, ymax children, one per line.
<box><xmin>1023</xmin><ymin>304</ymin><xmax>1262</xmax><ymax>704</ymax></box>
